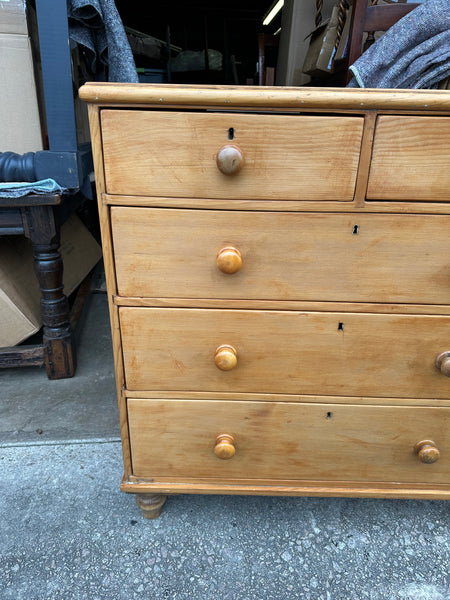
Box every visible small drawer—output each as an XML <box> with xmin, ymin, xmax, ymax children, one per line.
<box><xmin>101</xmin><ymin>110</ymin><xmax>363</xmax><ymax>201</ymax></box>
<box><xmin>128</xmin><ymin>398</ymin><xmax>449</xmax><ymax>484</ymax></box>
<box><xmin>112</xmin><ymin>207</ymin><xmax>450</xmax><ymax>304</ymax></box>
<box><xmin>367</xmin><ymin>116</ymin><xmax>450</xmax><ymax>201</ymax></box>
<box><xmin>120</xmin><ymin>307</ymin><xmax>450</xmax><ymax>398</ymax></box>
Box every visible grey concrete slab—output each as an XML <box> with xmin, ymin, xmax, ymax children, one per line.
<box><xmin>0</xmin><ymin>293</ymin><xmax>119</xmax><ymax>444</ymax></box>
<box><xmin>1</xmin><ymin>272</ymin><xmax>450</xmax><ymax>599</ymax></box>
<box><xmin>1</xmin><ymin>440</ymin><xmax>450</xmax><ymax>600</ymax></box>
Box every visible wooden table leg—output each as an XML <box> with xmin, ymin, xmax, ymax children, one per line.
<box><xmin>24</xmin><ymin>205</ymin><xmax>76</xmax><ymax>379</ymax></box>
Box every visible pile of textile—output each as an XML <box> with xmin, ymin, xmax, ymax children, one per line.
<box><xmin>348</xmin><ymin>0</ymin><xmax>450</xmax><ymax>88</ymax></box>
<box><xmin>67</xmin><ymin>0</ymin><xmax>138</xmax><ymax>83</ymax></box>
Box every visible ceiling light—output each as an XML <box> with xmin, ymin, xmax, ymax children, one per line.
<box><xmin>262</xmin><ymin>0</ymin><xmax>284</xmax><ymax>26</ymax></box>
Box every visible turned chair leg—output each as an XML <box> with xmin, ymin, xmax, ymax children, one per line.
<box><xmin>25</xmin><ymin>205</ymin><xmax>76</xmax><ymax>379</ymax></box>
<box><xmin>135</xmin><ymin>494</ymin><xmax>167</xmax><ymax>519</ymax></box>
<box><xmin>33</xmin><ymin>240</ymin><xmax>75</xmax><ymax>379</ymax></box>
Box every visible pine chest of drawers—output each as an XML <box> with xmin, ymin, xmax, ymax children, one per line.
<box><xmin>80</xmin><ymin>83</ymin><xmax>450</xmax><ymax>519</ymax></box>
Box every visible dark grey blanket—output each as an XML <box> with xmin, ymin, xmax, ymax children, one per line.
<box><xmin>67</xmin><ymin>0</ymin><xmax>138</xmax><ymax>83</ymax></box>
<box><xmin>348</xmin><ymin>0</ymin><xmax>450</xmax><ymax>89</ymax></box>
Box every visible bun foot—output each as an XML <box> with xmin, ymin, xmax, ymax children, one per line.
<box><xmin>135</xmin><ymin>493</ymin><xmax>167</xmax><ymax>519</ymax></box>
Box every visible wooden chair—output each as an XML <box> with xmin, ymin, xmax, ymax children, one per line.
<box><xmin>346</xmin><ymin>0</ymin><xmax>420</xmax><ymax>83</ymax></box>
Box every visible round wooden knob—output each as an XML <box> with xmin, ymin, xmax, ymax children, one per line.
<box><xmin>414</xmin><ymin>440</ymin><xmax>440</xmax><ymax>464</ymax></box>
<box><xmin>214</xmin><ymin>434</ymin><xmax>236</xmax><ymax>459</ymax></box>
<box><xmin>435</xmin><ymin>351</ymin><xmax>450</xmax><ymax>377</ymax></box>
<box><xmin>216</xmin><ymin>247</ymin><xmax>242</xmax><ymax>274</ymax></box>
<box><xmin>214</xmin><ymin>345</ymin><xmax>237</xmax><ymax>371</ymax></box>
<box><xmin>216</xmin><ymin>144</ymin><xmax>244</xmax><ymax>175</ymax></box>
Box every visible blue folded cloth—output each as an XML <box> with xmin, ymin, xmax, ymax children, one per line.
<box><xmin>68</xmin><ymin>0</ymin><xmax>138</xmax><ymax>83</ymax></box>
<box><xmin>0</xmin><ymin>179</ymin><xmax>64</xmax><ymax>198</ymax></box>
<box><xmin>348</xmin><ymin>0</ymin><xmax>450</xmax><ymax>89</ymax></box>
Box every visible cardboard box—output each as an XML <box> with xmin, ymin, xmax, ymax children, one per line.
<box><xmin>0</xmin><ymin>0</ymin><xmax>27</xmax><ymax>35</ymax></box>
<box><xmin>0</xmin><ymin>214</ymin><xmax>102</xmax><ymax>347</ymax></box>
<box><xmin>302</xmin><ymin>5</ymin><xmax>340</xmax><ymax>77</ymax></box>
<box><xmin>0</xmin><ymin>32</ymin><xmax>43</xmax><ymax>153</ymax></box>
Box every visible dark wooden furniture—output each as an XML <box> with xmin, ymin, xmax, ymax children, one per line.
<box><xmin>0</xmin><ymin>0</ymin><xmax>95</xmax><ymax>379</ymax></box>
<box><xmin>346</xmin><ymin>0</ymin><xmax>420</xmax><ymax>83</ymax></box>
<box><xmin>0</xmin><ymin>194</ymin><xmax>75</xmax><ymax>379</ymax></box>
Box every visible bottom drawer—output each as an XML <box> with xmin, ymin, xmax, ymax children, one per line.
<box><xmin>128</xmin><ymin>399</ymin><xmax>449</xmax><ymax>485</ymax></box>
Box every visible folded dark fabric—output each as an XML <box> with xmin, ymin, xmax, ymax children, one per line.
<box><xmin>348</xmin><ymin>0</ymin><xmax>450</xmax><ymax>89</ymax></box>
<box><xmin>68</xmin><ymin>0</ymin><xmax>138</xmax><ymax>83</ymax></box>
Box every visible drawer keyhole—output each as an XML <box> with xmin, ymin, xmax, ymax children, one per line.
<box><xmin>228</xmin><ymin>127</ymin><xmax>235</xmax><ymax>140</ymax></box>
<box><xmin>353</xmin><ymin>225</ymin><xmax>360</xmax><ymax>235</ymax></box>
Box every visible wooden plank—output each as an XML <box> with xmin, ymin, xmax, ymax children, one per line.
<box><xmin>127</xmin><ymin>398</ymin><xmax>450</xmax><ymax>484</ymax></box>
<box><xmin>368</xmin><ymin>116</ymin><xmax>450</xmax><ymax>201</ymax></box>
<box><xmin>353</xmin><ymin>112</ymin><xmax>376</xmax><ymax>205</ymax></box>
<box><xmin>0</xmin><ymin>345</ymin><xmax>44</xmax><ymax>368</ymax></box>
<box><xmin>119</xmin><ymin>308</ymin><xmax>450</xmax><ymax>398</ymax></box>
<box><xmin>121</xmin><ymin>479</ymin><xmax>450</xmax><ymax>499</ymax></box>
<box><xmin>0</xmin><ymin>194</ymin><xmax>61</xmax><ymax>208</ymax></box>
<box><xmin>35</xmin><ymin>0</ymin><xmax>77</xmax><ymax>151</ymax></box>
<box><xmin>103</xmin><ymin>194</ymin><xmax>450</xmax><ymax>215</ymax></box>
<box><xmin>79</xmin><ymin>83</ymin><xmax>450</xmax><ymax>112</ymax></box>
<box><xmin>111</xmin><ymin>208</ymin><xmax>450</xmax><ymax>304</ymax></box>
<box><xmin>126</xmin><ymin>475</ymin><xmax>450</xmax><ymax>489</ymax></box>
<box><xmin>113</xmin><ymin>297</ymin><xmax>450</xmax><ymax>316</ymax></box>
<box><xmin>101</xmin><ymin>110</ymin><xmax>363</xmax><ymax>201</ymax></box>
<box><xmin>87</xmin><ymin>104</ymin><xmax>132</xmax><ymax>476</ymax></box>
<box><xmin>0</xmin><ymin>208</ymin><xmax>23</xmax><ymax>234</ymax></box>
<box><xmin>365</xmin><ymin>4</ymin><xmax>419</xmax><ymax>32</ymax></box>
<box><xmin>122</xmin><ymin>390</ymin><xmax>450</xmax><ymax>408</ymax></box>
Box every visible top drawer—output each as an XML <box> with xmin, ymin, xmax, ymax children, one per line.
<box><xmin>101</xmin><ymin>110</ymin><xmax>363</xmax><ymax>201</ymax></box>
<box><xmin>367</xmin><ymin>116</ymin><xmax>450</xmax><ymax>202</ymax></box>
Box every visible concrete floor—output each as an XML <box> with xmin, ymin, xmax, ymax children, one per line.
<box><xmin>1</xmin><ymin>290</ymin><xmax>450</xmax><ymax>599</ymax></box>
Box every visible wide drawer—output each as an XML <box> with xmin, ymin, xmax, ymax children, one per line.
<box><xmin>128</xmin><ymin>398</ymin><xmax>449</xmax><ymax>483</ymax></box>
<box><xmin>112</xmin><ymin>207</ymin><xmax>450</xmax><ymax>304</ymax></box>
<box><xmin>101</xmin><ymin>110</ymin><xmax>363</xmax><ymax>201</ymax></box>
<box><xmin>367</xmin><ymin>116</ymin><xmax>450</xmax><ymax>201</ymax></box>
<box><xmin>120</xmin><ymin>308</ymin><xmax>450</xmax><ymax>398</ymax></box>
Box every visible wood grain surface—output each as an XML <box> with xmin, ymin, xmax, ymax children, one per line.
<box><xmin>127</xmin><ymin>398</ymin><xmax>450</xmax><ymax>483</ymax></box>
<box><xmin>87</xmin><ymin>104</ymin><xmax>133</xmax><ymax>476</ymax></box>
<box><xmin>83</xmin><ymin>83</ymin><xmax>450</xmax><ymax>504</ymax></box>
<box><xmin>101</xmin><ymin>110</ymin><xmax>363</xmax><ymax>201</ymax></box>
<box><xmin>368</xmin><ymin>116</ymin><xmax>450</xmax><ymax>201</ymax></box>
<box><xmin>111</xmin><ymin>207</ymin><xmax>450</xmax><ymax>304</ymax></box>
<box><xmin>79</xmin><ymin>83</ymin><xmax>450</xmax><ymax>113</ymax></box>
<box><xmin>119</xmin><ymin>307</ymin><xmax>450</xmax><ymax>398</ymax></box>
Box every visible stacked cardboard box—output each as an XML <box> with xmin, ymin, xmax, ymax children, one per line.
<box><xmin>0</xmin><ymin>214</ymin><xmax>102</xmax><ymax>347</ymax></box>
<box><xmin>0</xmin><ymin>0</ymin><xmax>43</xmax><ymax>153</ymax></box>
